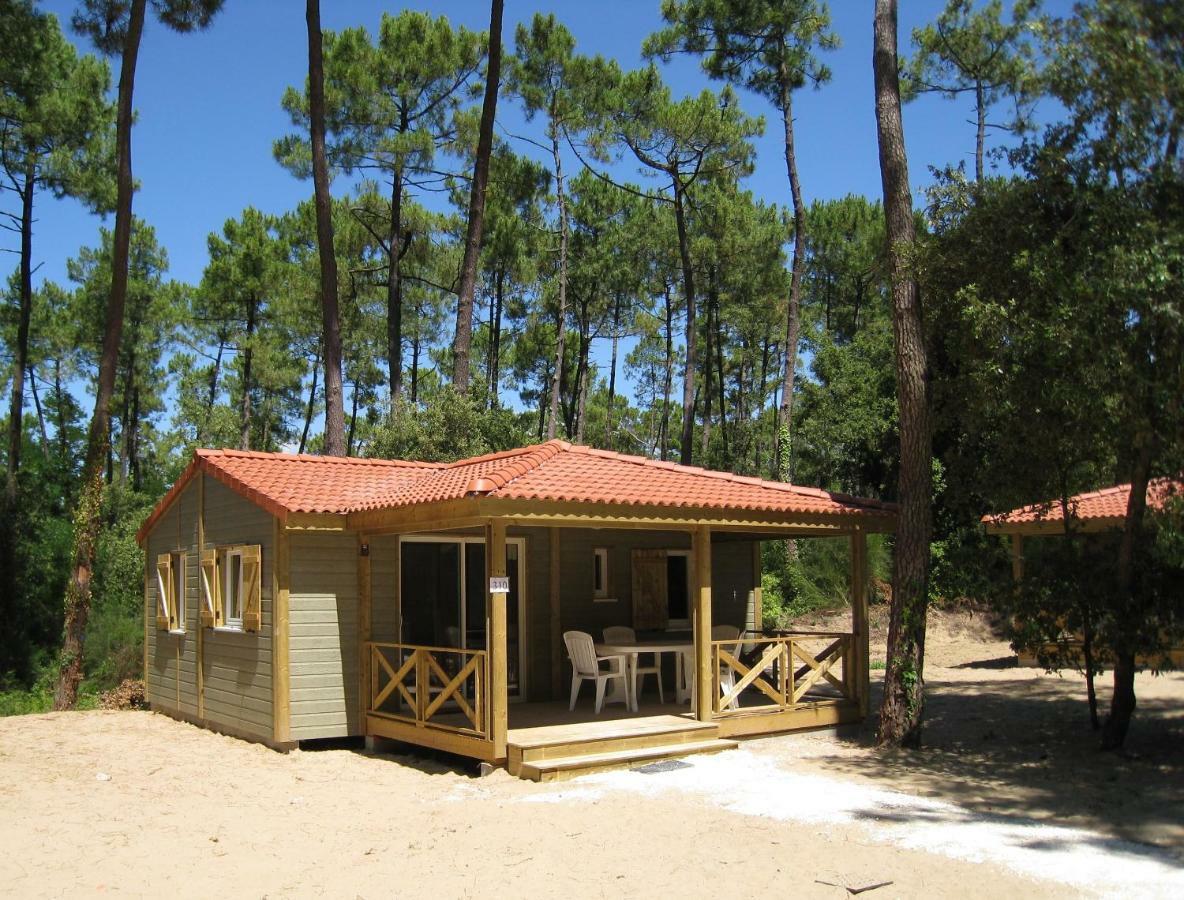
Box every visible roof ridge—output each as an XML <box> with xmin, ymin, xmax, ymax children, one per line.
<box><xmin>562</xmin><ymin>443</ymin><xmax>893</xmax><ymax>511</ymax></box>
<box><xmin>197</xmin><ymin>447</ymin><xmax>442</xmax><ymax>468</ymax></box>
<box><xmin>463</xmin><ymin>440</ymin><xmax>570</xmax><ymax>494</ymax></box>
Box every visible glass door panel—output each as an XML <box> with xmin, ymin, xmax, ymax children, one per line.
<box><xmin>400</xmin><ymin>540</ymin><xmax>460</xmax><ymax>648</ymax></box>
<box><xmin>401</xmin><ymin>537</ymin><xmax>525</xmax><ymax>699</ymax></box>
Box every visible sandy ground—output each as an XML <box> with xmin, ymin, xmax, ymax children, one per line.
<box><xmin>1</xmin><ymin>610</ymin><xmax>1181</xmax><ymax>899</ymax></box>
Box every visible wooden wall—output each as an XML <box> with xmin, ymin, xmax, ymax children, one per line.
<box><xmin>143</xmin><ymin>476</ymin><xmax>275</xmax><ymax>743</ymax></box>
<box><xmin>286</xmin><ymin>530</ymin><xmax>359</xmax><ymax>741</ymax></box>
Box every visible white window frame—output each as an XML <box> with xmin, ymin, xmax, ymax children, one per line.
<box><xmin>221</xmin><ymin>547</ymin><xmax>245</xmax><ymax>630</ymax></box>
<box><xmin>592</xmin><ymin>547</ymin><xmax>612</xmax><ymax>601</ymax></box>
<box><xmin>169</xmin><ymin>551</ymin><xmax>186</xmax><ymax>633</ymax></box>
<box><xmin>666</xmin><ymin>550</ymin><xmax>692</xmax><ymax>628</ymax></box>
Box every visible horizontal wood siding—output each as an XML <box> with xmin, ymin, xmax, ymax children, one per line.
<box><xmin>287</xmin><ymin>531</ymin><xmax>359</xmax><ymax>740</ymax></box>
<box><xmin>144</xmin><ymin>480</ymin><xmax>201</xmax><ymax>716</ymax></box>
<box><xmin>370</xmin><ymin>534</ymin><xmax>398</xmax><ymax>643</ymax></box>
<box><xmin>200</xmin><ymin>477</ymin><xmax>275</xmax><ymax>740</ymax></box>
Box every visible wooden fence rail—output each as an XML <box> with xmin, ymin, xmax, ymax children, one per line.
<box><xmin>711</xmin><ymin>632</ymin><xmax>854</xmax><ymax>716</ymax></box>
<box><xmin>367</xmin><ymin>642</ymin><xmax>488</xmax><ymax>738</ymax></box>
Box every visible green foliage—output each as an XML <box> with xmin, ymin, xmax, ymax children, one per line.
<box><xmin>367</xmin><ymin>387</ymin><xmax>529</xmax><ymax>464</ymax></box>
<box><xmin>646</xmin><ymin>0</ymin><xmax>839</xmax><ymax>107</ymax></box>
<box><xmin>760</xmin><ymin>535</ymin><xmax>891</xmax><ymax>627</ymax></box>
<box><xmin>901</xmin><ymin>0</ymin><xmax>1041</xmax><ymax>177</ymax></box>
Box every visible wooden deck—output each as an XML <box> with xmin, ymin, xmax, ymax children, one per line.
<box><xmin>506</xmin><ymin>701</ymin><xmax>737</xmax><ymax>782</ymax></box>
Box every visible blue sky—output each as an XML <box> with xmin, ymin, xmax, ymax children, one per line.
<box><xmin>18</xmin><ymin>0</ymin><xmax>1072</xmax><ymax>419</ymax></box>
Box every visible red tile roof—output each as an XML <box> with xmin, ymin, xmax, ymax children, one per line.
<box><xmin>139</xmin><ymin>441</ymin><xmax>895</xmax><ymax>542</ymax></box>
<box><xmin>982</xmin><ymin>478</ymin><xmax>1183</xmax><ymax>531</ymax></box>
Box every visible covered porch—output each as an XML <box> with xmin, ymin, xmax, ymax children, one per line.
<box><xmin>349</xmin><ymin>458</ymin><xmax>892</xmax><ymax>778</ymax></box>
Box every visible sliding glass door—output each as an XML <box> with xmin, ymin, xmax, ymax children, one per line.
<box><xmin>400</xmin><ymin>536</ymin><xmax>525</xmax><ymax>698</ymax></box>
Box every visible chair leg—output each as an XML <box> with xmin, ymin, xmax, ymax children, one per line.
<box><xmin>594</xmin><ymin>677</ymin><xmax>606</xmax><ymax>715</ymax></box>
<box><xmin>569</xmin><ymin>674</ymin><xmax>581</xmax><ymax>711</ymax></box>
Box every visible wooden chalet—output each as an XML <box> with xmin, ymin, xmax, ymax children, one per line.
<box><xmin>137</xmin><ymin>441</ymin><xmax>896</xmax><ymax>780</ymax></box>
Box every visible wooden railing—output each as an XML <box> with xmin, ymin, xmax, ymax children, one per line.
<box><xmin>711</xmin><ymin>632</ymin><xmax>855</xmax><ymax>716</ymax></box>
<box><xmin>367</xmin><ymin>642</ymin><xmax>488</xmax><ymax>738</ymax></box>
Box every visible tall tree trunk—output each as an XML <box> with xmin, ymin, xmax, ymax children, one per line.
<box><xmin>306</xmin><ymin>0</ymin><xmax>345</xmax><ymax>456</ymax></box>
<box><xmin>701</xmin><ymin>273</ymin><xmax>713</xmax><ymax>458</ymax></box>
<box><xmin>489</xmin><ymin>269</ymin><xmax>504</xmax><ymax>408</ymax></box>
<box><xmin>55</xmin><ymin>0</ymin><xmax>146</xmax><ymax>710</ymax></box>
<box><xmin>387</xmin><ymin>170</ymin><xmax>405</xmax><ymax>401</ymax></box>
<box><xmin>777</xmin><ymin>83</ymin><xmax>805</xmax><ymax>483</ymax></box>
<box><xmin>128</xmin><ymin>385</ymin><xmax>141</xmax><ymax>491</ymax></box>
<box><xmin>575</xmin><ymin>326</ymin><xmax>589</xmax><ymax>445</ymax></box>
<box><xmin>606</xmin><ymin>293</ymin><xmax>621</xmax><ymax>450</ymax></box>
<box><xmin>975</xmin><ymin>80</ymin><xmax>985</xmax><ymax>183</ymax></box>
<box><xmin>5</xmin><ymin>155</ymin><xmax>35</xmax><ymax>503</ymax></box>
<box><xmin>660</xmin><ymin>286</ymin><xmax>674</xmax><ymax>461</ymax></box>
<box><xmin>713</xmin><ymin>288</ymin><xmax>729</xmax><ymax>459</ymax></box>
<box><xmin>28</xmin><ymin>364</ymin><xmax>50</xmax><ymax>461</ymax></box>
<box><xmin>546</xmin><ymin>123</ymin><xmax>570</xmax><ymax>440</ymax></box>
<box><xmin>1082</xmin><ymin>607</ymin><xmax>1100</xmax><ymax>730</ymax></box>
<box><xmin>197</xmin><ymin>335</ymin><xmax>224</xmax><ymax>446</ymax></box>
<box><xmin>874</xmin><ymin>0</ymin><xmax>933</xmax><ymax>749</ymax></box>
<box><xmin>409</xmin><ymin>328</ymin><xmax>420</xmax><ymax>403</ymax></box>
<box><xmin>239</xmin><ymin>300</ymin><xmax>256</xmax><ymax>451</ymax></box>
<box><xmin>673</xmin><ymin>181</ymin><xmax>697</xmax><ymax>466</ymax></box>
<box><xmin>452</xmin><ymin>0</ymin><xmax>503</xmax><ymax>393</ymax></box>
<box><xmin>346</xmin><ymin>380</ymin><xmax>359</xmax><ymax>456</ymax></box>
<box><xmin>54</xmin><ymin>359</ymin><xmax>68</xmax><ymax>465</ymax></box>
<box><xmin>1101</xmin><ymin>435</ymin><xmax>1155</xmax><ymax>750</ymax></box>
<box><xmin>298</xmin><ymin>341</ymin><xmax>322</xmax><ymax>455</ymax></box>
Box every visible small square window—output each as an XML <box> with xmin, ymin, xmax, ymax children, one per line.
<box><xmin>593</xmin><ymin>548</ymin><xmax>609</xmax><ymax>599</ymax></box>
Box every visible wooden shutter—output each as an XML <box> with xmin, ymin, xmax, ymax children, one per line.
<box><xmin>155</xmin><ymin>554</ymin><xmax>172</xmax><ymax>631</ymax></box>
<box><xmin>200</xmin><ymin>549</ymin><xmax>220</xmax><ymax>628</ymax></box>
<box><xmin>631</xmin><ymin>549</ymin><xmax>668</xmax><ymax>631</ymax></box>
<box><xmin>241</xmin><ymin>544</ymin><xmax>262</xmax><ymax>632</ymax></box>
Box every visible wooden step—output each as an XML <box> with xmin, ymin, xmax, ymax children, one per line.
<box><xmin>510</xmin><ymin>719</ymin><xmax>720</xmax><ymax>765</ymax></box>
<box><xmin>515</xmin><ymin>738</ymin><xmax>739</xmax><ymax>782</ymax></box>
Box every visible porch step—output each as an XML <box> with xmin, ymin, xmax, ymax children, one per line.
<box><xmin>515</xmin><ymin>738</ymin><xmax>739</xmax><ymax>783</ymax></box>
<box><xmin>509</xmin><ymin>717</ymin><xmax>719</xmax><ymax>764</ymax></box>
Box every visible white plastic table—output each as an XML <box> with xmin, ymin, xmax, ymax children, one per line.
<box><xmin>596</xmin><ymin>639</ymin><xmax>694</xmax><ymax>710</ymax></box>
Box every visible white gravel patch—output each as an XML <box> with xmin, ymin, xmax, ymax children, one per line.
<box><xmin>522</xmin><ymin>748</ymin><xmax>1184</xmax><ymax>897</ymax></box>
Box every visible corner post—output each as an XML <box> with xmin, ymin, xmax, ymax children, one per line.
<box><xmin>272</xmin><ymin>520</ymin><xmax>291</xmax><ymax>744</ymax></box>
<box><xmin>850</xmin><ymin>528</ymin><xmax>870</xmax><ymax>717</ymax></box>
<box><xmin>692</xmin><ymin>524</ymin><xmax>713</xmax><ymax>722</ymax></box>
<box><xmin>486</xmin><ymin>518</ymin><xmax>508</xmax><ymax>758</ymax></box>
<box><xmin>358</xmin><ymin>534</ymin><xmax>372</xmax><ymax>732</ymax></box>
<box><xmin>196</xmin><ymin>471</ymin><xmax>205</xmax><ymax>720</ymax></box>
<box><xmin>549</xmin><ymin>526</ymin><xmax>562</xmax><ymax>698</ymax></box>
<box><xmin>749</xmin><ymin>540</ymin><xmax>762</xmax><ymax>635</ymax></box>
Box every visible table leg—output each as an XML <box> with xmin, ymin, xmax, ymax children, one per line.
<box><xmin>630</xmin><ymin>652</ymin><xmax>639</xmax><ymax>712</ymax></box>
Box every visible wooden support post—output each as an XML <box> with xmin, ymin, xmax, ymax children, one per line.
<box><xmin>196</xmin><ymin>472</ymin><xmax>205</xmax><ymax>720</ymax></box>
<box><xmin>549</xmin><ymin>527</ymin><xmax>562</xmax><ymax>699</ymax></box>
<box><xmin>850</xmin><ymin>528</ymin><xmax>870</xmax><ymax>717</ymax></box>
<box><xmin>692</xmin><ymin>524</ymin><xmax>713</xmax><ymax>722</ymax></box>
<box><xmin>750</xmin><ymin>540</ymin><xmax>762</xmax><ymax>635</ymax></box>
<box><xmin>486</xmin><ymin>518</ymin><xmax>508</xmax><ymax>758</ymax></box>
<box><xmin>272</xmin><ymin>521</ymin><xmax>291</xmax><ymax>744</ymax></box>
<box><xmin>357</xmin><ymin>533</ymin><xmax>372</xmax><ymax>731</ymax></box>
<box><xmin>1010</xmin><ymin>533</ymin><xmax>1024</xmax><ymax>582</ymax></box>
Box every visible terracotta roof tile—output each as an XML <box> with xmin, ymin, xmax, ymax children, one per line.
<box><xmin>139</xmin><ymin>440</ymin><xmax>895</xmax><ymax>542</ymax></box>
<box><xmin>982</xmin><ymin>477</ymin><xmax>1183</xmax><ymax>528</ymax></box>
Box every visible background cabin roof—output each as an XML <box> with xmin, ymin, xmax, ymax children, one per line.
<box><xmin>138</xmin><ymin>440</ymin><xmax>897</xmax><ymax>542</ymax></box>
<box><xmin>982</xmin><ymin>477</ymin><xmax>1183</xmax><ymax>535</ymax></box>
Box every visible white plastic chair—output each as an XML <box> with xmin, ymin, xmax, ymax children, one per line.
<box><xmin>604</xmin><ymin>625</ymin><xmax>664</xmax><ymax>705</ymax></box>
<box><xmin>712</xmin><ymin>625</ymin><xmax>744</xmax><ymax>711</ymax></box>
<box><xmin>564</xmin><ymin>631</ymin><xmax>630</xmax><ymax>714</ymax></box>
